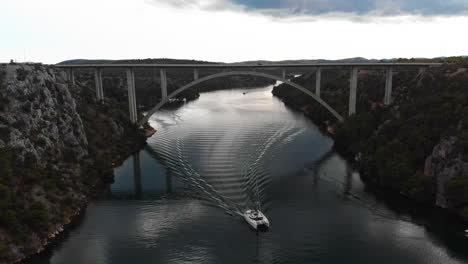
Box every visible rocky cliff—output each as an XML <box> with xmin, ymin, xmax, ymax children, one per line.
<box><xmin>424</xmin><ymin>137</ymin><xmax>467</xmax><ymax>208</ymax></box>
<box><xmin>0</xmin><ymin>63</ymin><xmax>146</xmax><ymax>263</ymax></box>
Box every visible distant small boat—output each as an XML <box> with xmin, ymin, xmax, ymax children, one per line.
<box><xmin>243</xmin><ymin>209</ymin><xmax>269</xmax><ymax>231</ymax></box>
<box><xmin>243</xmin><ymin>92</ymin><xmax>247</xmax><ymax>95</ymax></box>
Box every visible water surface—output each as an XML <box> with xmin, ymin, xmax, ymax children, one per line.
<box><xmin>33</xmin><ymin>84</ymin><xmax>468</xmax><ymax>264</ymax></box>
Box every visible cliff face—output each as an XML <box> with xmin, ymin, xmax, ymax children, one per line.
<box><xmin>422</xmin><ymin>136</ymin><xmax>468</xmax><ymax>220</ymax></box>
<box><xmin>424</xmin><ymin>137</ymin><xmax>467</xmax><ymax>208</ymax></box>
<box><xmin>0</xmin><ymin>63</ymin><xmax>146</xmax><ymax>263</ymax></box>
<box><xmin>272</xmin><ymin>62</ymin><xmax>468</xmax><ymax>219</ymax></box>
<box><xmin>0</xmin><ymin>64</ymin><xmax>88</xmax><ymax>168</ymax></box>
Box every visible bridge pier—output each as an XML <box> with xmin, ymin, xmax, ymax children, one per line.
<box><xmin>126</xmin><ymin>68</ymin><xmax>138</xmax><ymax>124</ymax></box>
<box><xmin>315</xmin><ymin>67</ymin><xmax>322</xmax><ymax>97</ymax></box>
<box><xmin>349</xmin><ymin>67</ymin><xmax>358</xmax><ymax>116</ymax></box>
<box><xmin>160</xmin><ymin>69</ymin><xmax>168</xmax><ymax>101</ymax></box>
<box><xmin>419</xmin><ymin>67</ymin><xmax>426</xmax><ymax>75</ymax></box>
<box><xmin>67</xmin><ymin>68</ymin><xmax>75</xmax><ymax>85</ymax></box>
<box><xmin>384</xmin><ymin>67</ymin><xmax>393</xmax><ymax>105</ymax></box>
<box><xmin>194</xmin><ymin>69</ymin><xmax>199</xmax><ymax>80</ymax></box>
<box><xmin>282</xmin><ymin>69</ymin><xmax>286</xmax><ymax>79</ymax></box>
<box><xmin>94</xmin><ymin>68</ymin><xmax>104</xmax><ymax>102</ymax></box>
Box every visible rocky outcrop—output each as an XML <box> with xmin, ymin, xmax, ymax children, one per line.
<box><xmin>424</xmin><ymin>137</ymin><xmax>467</xmax><ymax>208</ymax></box>
<box><xmin>0</xmin><ymin>63</ymin><xmax>146</xmax><ymax>263</ymax></box>
<box><xmin>0</xmin><ymin>64</ymin><xmax>88</xmax><ymax>167</ymax></box>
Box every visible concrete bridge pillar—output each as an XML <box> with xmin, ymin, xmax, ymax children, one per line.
<box><xmin>160</xmin><ymin>69</ymin><xmax>168</xmax><ymax>101</ymax></box>
<box><xmin>384</xmin><ymin>67</ymin><xmax>393</xmax><ymax>105</ymax></box>
<box><xmin>349</xmin><ymin>67</ymin><xmax>358</xmax><ymax>116</ymax></box>
<box><xmin>194</xmin><ymin>69</ymin><xmax>199</xmax><ymax>80</ymax></box>
<box><xmin>282</xmin><ymin>69</ymin><xmax>286</xmax><ymax>79</ymax></box>
<box><xmin>419</xmin><ymin>67</ymin><xmax>426</xmax><ymax>75</ymax></box>
<box><xmin>126</xmin><ymin>68</ymin><xmax>138</xmax><ymax>124</ymax></box>
<box><xmin>94</xmin><ymin>68</ymin><xmax>104</xmax><ymax>102</ymax></box>
<box><xmin>315</xmin><ymin>67</ymin><xmax>322</xmax><ymax>97</ymax></box>
<box><xmin>67</xmin><ymin>68</ymin><xmax>75</xmax><ymax>85</ymax></box>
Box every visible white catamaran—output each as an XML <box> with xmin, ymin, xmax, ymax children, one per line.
<box><xmin>243</xmin><ymin>175</ymin><xmax>270</xmax><ymax>231</ymax></box>
<box><xmin>243</xmin><ymin>205</ymin><xmax>270</xmax><ymax>231</ymax></box>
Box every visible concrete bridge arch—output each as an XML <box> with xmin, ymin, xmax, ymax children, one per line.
<box><xmin>138</xmin><ymin>71</ymin><xmax>344</xmax><ymax>126</ymax></box>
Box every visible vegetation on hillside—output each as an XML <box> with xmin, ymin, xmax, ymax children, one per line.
<box><xmin>0</xmin><ymin>65</ymin><xmax>146</xmax><ymax>262</ymax></box>
<box><xmin>273</xmin><ymin>57</ymin><xmax>468</xmax><ymax>214</ymax></box>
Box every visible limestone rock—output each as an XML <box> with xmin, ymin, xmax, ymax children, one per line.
<box><xmin>424</xmin><ymin>136</ymin><xmax>466</xmax><ymax>208</ymax></box>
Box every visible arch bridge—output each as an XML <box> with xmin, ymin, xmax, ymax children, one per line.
<box><xmin>55</xmin><ymin>62</ymin><xmax>441</xmax><ymax>126</ymax></box>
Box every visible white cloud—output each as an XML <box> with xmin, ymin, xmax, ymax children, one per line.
<box><xmin>0</xmin><ymin>0</ymin><xmax>467</xmax><ymax>64</ymax></box>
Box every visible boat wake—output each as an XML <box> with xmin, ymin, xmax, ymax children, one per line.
<box><xmin>147</xmin><ymin>119</ymin><xmax>303</xmax><ymax>220</ymax></box>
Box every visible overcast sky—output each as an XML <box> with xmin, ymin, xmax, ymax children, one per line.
<box><xmin>1</xmin><ymin>0</ymin><xmax>468</xmax><ymax>64</ymax></box>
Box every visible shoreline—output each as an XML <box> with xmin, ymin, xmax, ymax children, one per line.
<box><xmin>18</xmin><ymin>141</ymin><xmax>147</xmax><ymax>264</ymax></box>
<box><xmin>272</xmin><ymin>91</ymin><xmax>468</xmax><ymax>227</ymax></box>
<box><xmin>10</xmin><ymin>79</ymin><xmax>276</xmax><ymax>263</ymax></box>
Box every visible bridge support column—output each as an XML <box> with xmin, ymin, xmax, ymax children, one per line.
<box><xmin>126</xmin><ymin>68</ymin><xmax>138</xmax><ymax>124</ymax></box>
<box><xmin>315</xmin><ymin>67</ymin><xmax>321</xmax><ymax>97</ymax></box>
<box><xmin>94</xmin><ymin>68</ymin><xmax>104</xmax><ymax>102</ymax></box>
<box><xmin>349</xmin><ymin>67</ymin><xmax>358</xmax><ymax>116</ymax></box>
<box><xmin>67</xmin><ymin>68</ymin><xmax>75</xmax><ymax>85</ymax></box>
<box><xmin>160</xmin><ymin>69</ymin><xmax>168</xmax><ymax>101</ymax></box>
<box><xmin>194</xmin><ymin>69</ymin><xmax>199</xmax><ymax>80</ymax></box>
<box><xmin>419</xmin><ymin>67</ymin><xmax>426</xmax><ymax>75</ymax></box>
<box><xmin>282</xmin><ymin>69</ymin><xmax>286</xmax><ymax>79</ymax></box>
<box><xmin>384</xmin><ymin>67</ymin><xmax>393</xmax><ymax>105</ymax></box>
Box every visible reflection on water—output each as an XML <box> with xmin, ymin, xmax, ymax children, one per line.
<box><xmin>32</xmin><ymin>84</ymin><xmax>468</xmax><ymax>264</ymax></box>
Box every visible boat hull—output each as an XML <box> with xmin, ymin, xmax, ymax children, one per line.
<box><xmin>243</xmin><ymin>210</ymin><xmax>270</xmax><ymax>231</ymax></box>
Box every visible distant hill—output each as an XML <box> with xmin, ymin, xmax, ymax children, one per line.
<box><xmin>57</xmin><ymin>59</ymin><xmax>115</xmax><ymax>65</ymax></box>
<box><xmin>56</xmin><ymin>58</ymin><xmax>218</xmax><ymax>65</ymax></box>
<box><xmin>231</xmin><ymin>57</ymin><xmax>379</xmax><ymax>65</ymax></box>
<box><xmin>58</xmin><ymin>56</ymin><xmax>468</xmax><ymax>66</ymax></box>
<box><xmin>57</xmin><ymin>57</ymin><xmax>379</xmax><ymax>65</ymax></box>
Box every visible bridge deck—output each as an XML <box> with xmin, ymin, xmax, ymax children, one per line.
<box><xmin>55</xmin><ymin>63</ymin><xmax>443</xmax><ymax>68</ymax></box>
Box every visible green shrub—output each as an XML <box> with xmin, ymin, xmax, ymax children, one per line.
<box><xmin>0</xmin><ymin>70</ymin><xmax>5</xmax><ymax>86</ymax></box>
<box><xmin>402</xmin><ymin>171</ymin><xmax>435</xmax><ymax>202</ymax></box>
<box><xmin>18</xmin><ymin>168</ymin><xmax>41</xmax><ymax>185</ymax></box>
<box><xmin>18</xmin><ymin>201</ymin><xmax>49</xmax><ymax>230</ymax></box>
<box><xmin>458</xmin><ymin>131</ymin><xmax>468</xmax><ymax>161</ymax></box>
<box><xmin>16</xmin><ymin>68</ymin><xmax>28</xmax><ymax>81</ymax></box>
<box><xmin>63</xmin><ymin>147</ymin><xmax>77</xmax><ymax>162</ymax></box>
<box><xmin>0</xmin><ymin>153</ymin><xmax>12</xmax><ymax>183</ymax></box>
<box><xmin>0</xmin><ymin>184</ymin><xmax>12</xmax><ymax>208</ymax></box>
<box><xmin>23</xmin><ymin>152</ymin><xmax>37</xmax><ymax>168</ymax></box>
<box><xmin>445</xmin><ymin>177</ymin><xmax>468</xmax><ymax>208</ymax></box>
<box><xmin>0</xmin><ymin>127</ymin><xmax>10</xmax><ymax>143</ymax></box>
<box><xmin>0</xmin><ymin>209</ymin><xmax>19</xmax><ymax>231</ymax></box>
<box><xmin>63</xmin><ymin>194</ymin><xmax>77</xmax><ymax>207</ymax></box>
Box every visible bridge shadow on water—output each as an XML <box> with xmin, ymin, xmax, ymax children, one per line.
<box><xmin>109</xmin><ymin>140</ymin><xmax>343</xmax><ymax>219</ymax></box>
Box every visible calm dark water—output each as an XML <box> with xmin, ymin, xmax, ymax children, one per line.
<box><xmin>33</xmin><ymin>84</ymin><xmax>468</xmax><ymax>264</ymax></box>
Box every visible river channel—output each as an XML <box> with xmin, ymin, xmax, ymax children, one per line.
<box><xmin>32</xmin><ymin>83</ymin><xmax>468</xmax><ymax>264</ymax></box>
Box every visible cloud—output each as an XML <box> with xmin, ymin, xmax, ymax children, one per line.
<box><xmin>151</xmin><ymin>0</ymin><xmax>243</xmax><ymax>11</ymax></box>
<box><xmin>152</xmin><ymin>0</ymin><xmax>468</xmax><ymax>17</ymax></box>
